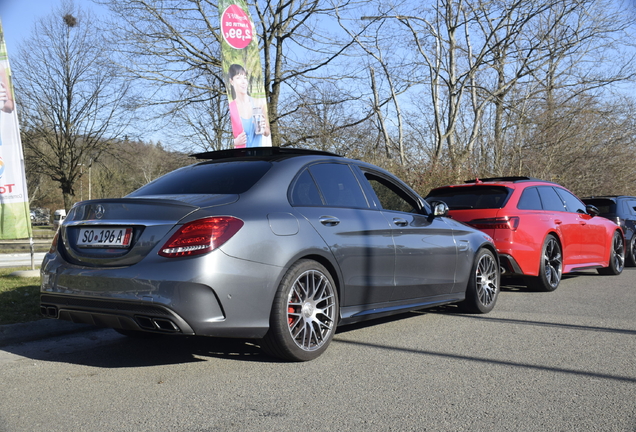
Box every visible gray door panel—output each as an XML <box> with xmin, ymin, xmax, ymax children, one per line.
<box><xmin>297</xmin><ymin>206</ymin><xmax>396</xmax><ymax>306</ymax></box>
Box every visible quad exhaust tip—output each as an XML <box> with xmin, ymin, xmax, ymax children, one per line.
<box><xmin>40</xmin><ymin>305</ymin><xmax>58</xmax><ymax>318</ymax></box>
<box><xmin>135</xmin><ymin>315</ymin><xmax>180</xmax><ymax>333</ymax></box>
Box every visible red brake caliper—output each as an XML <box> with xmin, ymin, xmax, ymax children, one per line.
<box><xmin>288</xmin><ymin>294</ymin><xmax>297</xmax><ymax>326</ymax></box>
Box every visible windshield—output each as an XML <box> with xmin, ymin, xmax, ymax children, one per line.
<box><xmin>582</xmin><ymin>198</ymin><xmax>616</xmax><ymax>216</ymax></box>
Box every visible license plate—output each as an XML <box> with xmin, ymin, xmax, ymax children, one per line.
<box><xmin>77</xmin><ymin>227</ymin><xmax>133</xmax><ymax>248</ymax></box>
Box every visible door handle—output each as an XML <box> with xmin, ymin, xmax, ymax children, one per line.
<box><xmin>554</xmin><ymin>219</ymin><xmax>562</xmax><ymax>225</ymax></box>
<box><xmin>319</xmin><ymin>216</ymin><xmax>340</xmax><ymax>226</ymax></box>
<box><xmin>393</xmin><ymin>217</ymin><xmax>408</xmax><ymax>227</ymax></box>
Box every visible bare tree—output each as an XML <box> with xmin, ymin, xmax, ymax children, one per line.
<box><xmin>98</xmin><ymin>0</ymin><xmax>370</xmax><ymax>149</ymax></box>
<box><xmin>361</xmin><ymin>0</ymin><xmax>636</xmax><ymax>178</ymax></box>
<box><xmin>485</xmin><ymin>0</ymin><xmax>636</xmax><ymax>175</ymax></box>
<box><xmin>339</xmin><ymin>14</ymin><xmax>415</xmax><ymax>165</ymax></box>
<box><xmin>15</xmin><ymin>1</ymin><xmax>136</xmax><ymax>211</ymax></box>
<box><xmin>84</xmin><ymin>140</ymin><xmax>192</xmax><ymax>198</ymax></box>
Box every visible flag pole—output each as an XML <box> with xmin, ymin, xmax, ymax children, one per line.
<box><xmin>30</xmin><ymin>237</ymin><xmax>34</xmax><ymax>270</ymax></box>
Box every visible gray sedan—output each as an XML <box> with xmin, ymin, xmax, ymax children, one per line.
<box><xmin>40</xmin><ymin>147</ymin><xmax>500</xmax><ymax>361</ymax></box>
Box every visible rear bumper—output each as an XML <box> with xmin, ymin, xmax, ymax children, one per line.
<box><xmin>39</xmin><ymin>249</ymin><xmax>284</xmax><ymax>339</ymax></box>
<box><xmin>498</xmin><ymin>253</ymin><xmax>524</xmax><ymax>276</ymax></box>
<box><xmin>40</xmin><ymin>294</ymin><xmax>196</xmax><ymax>334</ymax></box>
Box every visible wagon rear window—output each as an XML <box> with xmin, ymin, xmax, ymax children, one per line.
<box><xmin>426</xmin><ymin>186</ymin><xmax>511</xmax><ymax>210</ymax></box>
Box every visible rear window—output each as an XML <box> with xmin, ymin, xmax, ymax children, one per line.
<box><xmin>128</xmin><ymin>161</ymin><xmax>272</xmax><ymax>196</ymax></box>
<box><xmin>583</xmin><ymin>198</ymin><xmax>616</xmax><ymax>215</ymax></box>
<box><xmin>426</xmin><ymin>186</ymin><xmax>511</xmax><ymax>210</ymax></box>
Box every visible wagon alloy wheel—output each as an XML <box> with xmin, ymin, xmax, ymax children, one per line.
<box><xmin>261</xmin><ymin>260</ymin><xmax>339</xmax><ymax>361</ymax></box>
<box><xmin>461</xmin><ymin>248</ymin><xmax>500</xmax><ymax>313</ymax></box>
<box><xmin>543</xmin><ymin>237</ymin><xmax>562</xmax><ymax>288</ymax></box>
<box><xmin>527</xmin><ymin>234</ymin><xmax>562</xmax><ymax>292</ymax></box>
<box><xmin>612</xmin><ymin>233</ymin><xmax>626</xmax><ymax>271</ymax></box>
<box><xmin>627</xmin><ymin>236</ymin><xmax>636</xmax><ymax>267</ymax></box>
<box><xmin>598</xmin><ymin>231</ymin><xmax>625</xmax><ymax>275</ymax></box>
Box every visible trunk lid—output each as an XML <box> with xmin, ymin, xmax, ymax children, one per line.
<box><xmin>58</xmin><ymin>196</ymin><xmax>237</xmax><ymax>266</ymax></box>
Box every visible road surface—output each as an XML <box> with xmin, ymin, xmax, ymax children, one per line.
<box><xmin>0</xmin><ymin>252</ymin><xmax>46</xmax><ymax>268</ymax></box>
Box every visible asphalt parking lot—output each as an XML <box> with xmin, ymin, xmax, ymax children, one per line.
<box><xmin>0</xmin><ymin>269</ymin><xmax>635</xmax><ymax>431</ymax></box>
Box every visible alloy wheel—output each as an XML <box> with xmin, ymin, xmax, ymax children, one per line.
<box><xmin>476</xmin><ymin>252</ymin><xmax>499</xmax><ymax>306</ymax></box>
<box><xmin>612</xmin><ymin>233</ymin><xmax>625</xmax><ymax>272</ymax></box>
<box><xmin>543</xmin><ymin>237</ymin><xmax>562</xmax><ymax>289</ymax></box>
<box><xmin>286</xmin><ymin>269</ymin><xmax>337</xmax><ymax>352</ymax></box>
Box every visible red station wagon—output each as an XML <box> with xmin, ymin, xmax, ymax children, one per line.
<box><xmin>426</xmin><ymin>177</ymin><xmax>625</xmax><ymax>291</ymax></box>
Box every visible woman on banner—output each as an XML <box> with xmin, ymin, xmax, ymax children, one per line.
<box><xmin>0</xmin><ymin>66</ymin><xmax>14</xmax><ymax>149</ymax></box>
<box><xmin>228</xmin><ymin>64</ymin><xmax>270</xmax><ymax>148</ymax></box>
<box><xmin>0</xmin><ymin>68</ymin><xmax>14</xmax><ymax>115</ymax></box>
<box><xmin>0</xmin><ymin>66</ymin><xmax>13</xmax><ymax>113</ymax></box>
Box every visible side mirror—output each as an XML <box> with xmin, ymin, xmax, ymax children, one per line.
<box><xmin>586</xmin><ymin>204</ymin><xmax>599</xmax><ymax>217</ymax></box>
<box><xmin>429</xmin><ymin>200</ymin><xmax>449</xmax><ymax>217</ymax></box>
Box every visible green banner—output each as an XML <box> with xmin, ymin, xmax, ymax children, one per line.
<box><xmin>219</xmin><ymin>0</ymin><xmax>272</xmax><ymax>148</ymax></box>
<box><xmin>0</xmin><ymin>19</ymin><xmax>32</xmax><ymax>239</ymax></box>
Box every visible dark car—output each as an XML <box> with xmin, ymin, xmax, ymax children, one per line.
<box><xmin>30</xmin><ymin>208</ymin><xmax>50</xmax><ymax>226</ymax></box>
<box><xmin>426</xmin><ymin>177</ymin><xmax>625</xmax><ymax>292</ymax></box>
<box><xmin>582</xmin><ymin>196</ymin><xmax>636</xmax><ymax>266</ymax></box>
<box><xmin>40</xmin><ymin>147</ymin><xmax>500</xmax><ymax>362</ymax></box>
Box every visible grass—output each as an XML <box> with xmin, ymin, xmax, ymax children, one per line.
<box><xmin>32</xmin><ymin>226</ymin><xmax>56</xmax><ymax>236</ymax></box>
<box><xmin>0</xmin><ymin>227</ymin><xmax>55</xmax><ymax>253</ymax></box>
<box><xmin>0</xmin><ymin>268</ymin><xmax>42</xmax><ymax>325</ymax></box>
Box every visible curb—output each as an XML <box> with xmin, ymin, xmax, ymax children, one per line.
<box><xmin>0</xmin><ymin>319</ymin><xmax>96</xmax><ymax>347</ymax></box>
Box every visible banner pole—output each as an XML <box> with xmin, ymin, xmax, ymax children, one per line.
<box><xmin>29</xmin><ymin>237</ymin><xmax>34</xmax><ymax>270</ymax></box>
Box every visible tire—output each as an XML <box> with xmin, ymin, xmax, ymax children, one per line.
<box><xmin>527</xmin><ymin>234</ymin><xmax>562</xmax><ymax>292</ymax></box>
<box><xmin>261</xmin><ymin>260</ymin><xmax>339</xmax><ymax>362</ymax></box>
<box><xmin>598</xmin><ymin>231</ymin><xmax>625</xmax><ymax>275</ymax></box>
<box><xmin>626</xmin><ymin>235</ymin><xmax>636</xmax><ymax>267</ymax></box>
<box><xmin>460</xmin><ymin>248</ymin><xmax>500</xmax><ymax>314</ymax></box>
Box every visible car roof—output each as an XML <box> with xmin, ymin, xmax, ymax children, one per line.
<box><xmin>429</xmin><ymin>177</ymin><xmax>558</xmax><ymax>193</ymax></box>
<box><xmin>188</xmin><ymin>146</ymin><xmax>420</xmax><ymax>198</ymax></box>
<box><xmin>190</xmin><ymin>146</ymin><xmax>343</xmax><ymax>162</ymax></box>
<box><xmin>583</xmin><ymin>195</ymin><xmax>636</xmax><ymax>200</ymax></box>
<box><xmin>462</xmin><ymin>176</ymin><xmax>556</xmax><ymax>185</ymax></box>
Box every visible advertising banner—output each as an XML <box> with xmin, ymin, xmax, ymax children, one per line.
<box><xmin>0</xmin><ymin>20</ymin><xmax>32</xmax><ymax>239</ymax></box>
<box><xmin>218</xmin><ymin>0</ymin><xmax>272</xmax><ymax>148</ymax></box>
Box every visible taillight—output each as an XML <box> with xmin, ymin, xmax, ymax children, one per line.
<box><xmin>469</xmin><ymin>216</ymin><xmax>520</xmax><ymax>230</ymax></box>
<box><xmin>158</xmin><ymin>217</ymin><xmax>244</xmax><ymax>258</ymax></box>
<box><xmin>49</xmin><ymin>230</ymin><xmax>59</xmax><ymax>253</ymax></box>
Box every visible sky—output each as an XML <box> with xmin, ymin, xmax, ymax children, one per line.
<box><xmin>0</xmin><ymin>0</ymin><xmax>165</xmax><ymax>143</ymax></box>
<box><xmin>0</xmin><ymin>0</ymin><xmax>104</xmax><ymax>57</ymax></box>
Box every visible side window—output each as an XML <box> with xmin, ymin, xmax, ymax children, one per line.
<box><xmin>517</xmin><ymin>187</ymin><xmax>542</xmax><ymax>210</ymax></box>
<box><xmin>538</xmin><ymin>186</ymin><xmax>566</xmax><ymax>212</ymax></box>
<box><xmin>290</xmin><ymin>169</ymin><xmax>323</xmax><ymax>206</ymax></box>
<box><xmin>622</xmin><ymin>200</ymin><xmax>630</xmax><ymax>215</ymax></box>
<box><xmin>364</xmin><ymin>173</ymin><xmax>418</xmax><ymax>213</ymax></box>
<box><xmin>628</xmin><ymin>200</ymin><xmax>636</xmax><ymax>215</ymax></box>
<box><xmin>555</xmin><ymin>188</ymin><xmax>586</xmax><ymax>213</ymax></box>
<box><xmin>308</xmin><ymin>163</ymin><xmax>369</xmax><ymax>209</ymax></box>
